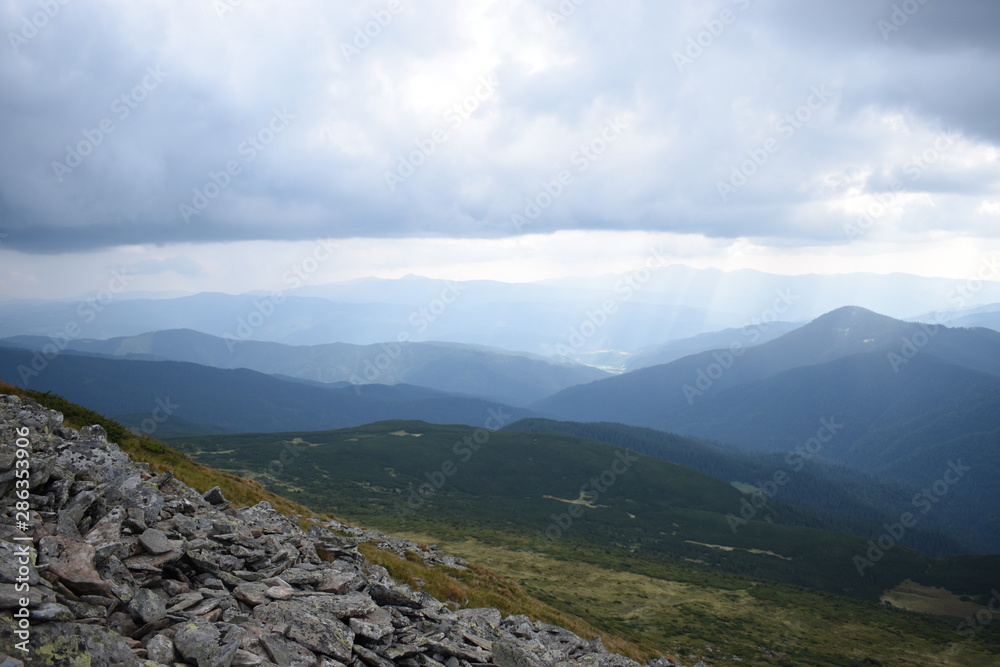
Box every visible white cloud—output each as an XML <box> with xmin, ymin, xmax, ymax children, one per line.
<box><xmin>1</xmin><ymin>0</ymin><xmax>1000</xmax><ymax>298</ymax></box>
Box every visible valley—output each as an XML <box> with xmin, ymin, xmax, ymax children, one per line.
<box><xmin>3</xmin><ymin>299</ymin><xmax>1000</xmax><ymax>665</ymax></box>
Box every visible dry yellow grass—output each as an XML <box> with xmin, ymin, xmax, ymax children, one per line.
<box><xmin>882</xmin><ymin>579</ymin><xmax>986</xmax><ymax>617</ymax></box>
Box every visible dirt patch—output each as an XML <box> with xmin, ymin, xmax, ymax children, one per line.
<box><xmin>881</xmin><ymin>579</ymin><xmax>984</xmax><ymax>617</ymax></box>
<box><xmin>684</xmin><ymin>540</ymin><xmax>792</xmax><ymax>561</ymax></box>
<box><xmin>542</xmin><ymin>491</ymin><xmax>607</xmax><ymax>509</ymax></box>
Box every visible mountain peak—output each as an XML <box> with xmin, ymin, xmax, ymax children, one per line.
<box><xmin>810</xmin><ymin>305</ymin><xmax>899</xmax><ymax>328</ymax></box>
<box><xmin>766</xmin><ymin>305</ymin><xmax>908</xmax><ymax>356</ymax></box>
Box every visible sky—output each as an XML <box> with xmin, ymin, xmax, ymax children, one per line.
<box><xmin>1</xmin><ymin>0</ymin><xmax>999</xmax><ymax>299</ymax></box>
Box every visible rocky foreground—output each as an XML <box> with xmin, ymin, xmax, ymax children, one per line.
<box><xmin>0</xmin><ymin>394</ymin><xmax>689</xmax><ymax>666</ymax></box>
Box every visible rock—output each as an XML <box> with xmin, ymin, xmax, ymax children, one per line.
<box><xmin>203</xmin><ymin>486</ymin><xmax>228</xmax><ymax>505</ymax></box>
<box><xmin>112</xmin><ymin>475</ymin><xmax>165</xmax><ymax>525</ymax></box>
<box><xmin>29</xmin><ymin>602</ymin><xmax>74</xmax><ymax>621</ymax></box>
<box><xmin>261</xmin><ymin>633</ymin><xmax>317</xmax><ymax>667</ymax></box>
<box><xmin>139</xmin><ymin>527</ymin><xmax>179</xmax><ymax>554</ymax></box>
<box><xmin>175</xmin><ymin>620</ymin><xmax>245</xmax><ymax>667</ymax></box>
<box><xmin>145</xmin><ymin>633</ymin><xmax>177</xmax><ymax>664</ymax></box>
<box><xmin>60</xmin><ymin>489</ymin><xmax>97</xmax><ymax>524</ymax></box>
<box><xmin>0</xmin><ymin>653</ymin><xmax>24</xmax><ymax>667</ymax></box>
<box><xmin>354</xmin><ymin>644</ymin><xmax>395</xmax><ymax>667</ymax></box>
<box><xmin>285</xmin><ymin>613</ymin><xmax>354</xmax><ymax>663</ymax></box>
<box><xmin>97</xmin><ymin>554</ymin><xmax>137</xmax><ymax>603</ymax></box>
<box><xmin>272</xmin><ymin>567</ymin><xmax>323</xmax><ymax>586</ymax></box>
<box><xmin>128</xmin><ymin>587</ymin><xmax>167</xmax><ymax>624</ymax></box>
<box><xmin>265</xmin><ymin>584</ymin><xmax>295</xmax><ymax>600</ymax></box>
<box><xmin>369</xmin><ymin>582</ymin><xmax>422</xmax><ymax>608</ymax></box>
<box><xmin>0</xmin><ymin>541</ymin><xmax>38</xmax><ymax>587</ymax></box>
<box><xmin>455</xmin><ymin>606</ymin><xmax>502</xmax><ymax>632</ymax></box>
<box><xmin>28</xmin><ymin>621</ymin><xmax>143</xmax><ymax>666</ymax></box>
<box><xmin>234</xmin><ymin>582</ymin><xmax>271</xmax><ymax>607</ymax></box>
<box><xmin>107</xmin><ymin>610</ymin><xmax>138</xmax><ymax>638</ymax></box>
<box><xmin>167</xmin><ymin>590</ymin><xmax>206</xmax><ymax>613</ymax></box>
<box><xmin>83</xmin><ymin>508</ymin><xmax>125</xmax><ymax>559</ymax></box>
<box><xmin>37</xmin><ymin>535</ymin><xmax>107</xmax><ymax>594</ymax></box>
<box><xmin>316</xmin><ymin>572</ymin><xmax>353</xmax><ymax>594</ymax></box>
<box><xmin>161</xmin><ymin>578</ymin><xmax>190</xmax><ymax>596</ymax></box>
<box><xmin>348</xmin><ymin>606</ymin><xmax>393</xmax><ymax>642</ymax></box>
<box><xmin>0</xmin><ymin>583</ymin><xmax>42</xmax><ymax>608</ymax></box>
<box><xmin>231</xmin><ymin>648</ymin><xmax>267</xmax><ymax>666</ymax></box>
<box><xmin>492</xmin><ymin>641</ymin><xmax>556</xmax><ymax>667</ymax></box>
<box><xmin>124</xmin><ymin>548</ymin><xmax>183</xmax><ymax>573</ymax></box>
<box><xmin>311</xmin><ymin>592</ymin><xmax>379</xmax><ymax>619</ymax></box>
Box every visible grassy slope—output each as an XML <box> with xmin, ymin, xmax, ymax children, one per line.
<box><xmin>165</xmin><ymin>419</ymin><xmax>1000</xmax><ymax>665</ymax></box>
<box><xmin>394</xmin><ymin>534</ymin><xmax>1000</xmax><ymax>667</ymax></box>
<box><xmin>10</xmin><ymin>385</ymin><xmax>998</xmax><ymax>664</ymax></box>
<box><xmin>168</xmin><ymin>420</ymin><xmax>937</xmax><ymax>601</ymax></box>
<box><xmin>0</xmin><ymin>382</ymin><xmax>657</xmax><ymax>662</ymax></box>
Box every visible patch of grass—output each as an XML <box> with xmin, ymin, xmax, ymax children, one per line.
<box><xmin>394</xmin><ymin>534</ymin><xmax>1000</xmax><ymax>667</ymax></box>
<box><xmin>357</xmin><ymin>543</ymin><xmax>664</xmax><ymax>663</ymax></box>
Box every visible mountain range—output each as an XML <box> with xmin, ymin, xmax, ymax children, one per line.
<box><xmin>1</xmin><ymin>303</ymin><xmax>998</xmax><ymax>554</ymax></box>
<box><xmin>0</xmin><ymin>329</ymin><xmax>606</xmax><ymax>406</ymax></box>
<box><xmin>4</xmin><ymin>269</ymin><xmax>1000</xmax><ymax>359</ymax></box>
<box><xmin>0</xmin><ymin>346</ymin><xmax>532</xmax><ymax>435</ymax></box>
<box><xmin>2</xmin><ymin>294</ymin><xmax>1000</xmax><ymax>664</ymax></box>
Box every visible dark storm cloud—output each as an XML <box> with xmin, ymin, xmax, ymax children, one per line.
<box><xmin>0</xmin><ymin>0</ymin><xmax>997</xmax><ymax>253</ymax></box>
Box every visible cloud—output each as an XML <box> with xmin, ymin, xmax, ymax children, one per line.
<box><xmin>124</xmin><ymin>256</ymin><xmax>204</xmax><ymax>278</ymax></box>
<box><xmin>1</xmin><ymin>0</ymin><xmax>998</xmax><ymax>254</ymax></box>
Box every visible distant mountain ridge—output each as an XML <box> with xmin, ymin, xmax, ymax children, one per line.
<box><xmin>4</xmin><ymin>271</ymin><xmax>1000</xmax><ymax>355</ymax></box>
<box><xmin>623</xmin><ymin>320</ymin><xmax>802</xmax><ymax>371</ymax></box>
<box><xmin>536</xmin><ymin>306</ymin><xmax>1000</xmax><ymax>418</ymax></box>
<box><xmin>1</xmin><ymin>329</ymin><xmax>607</xmax><ymax>406</ymax></box>
<box><xmin>533</xmin><ymin>306</ymin><xmax>1000</xmax><ymax>551</ymax></box>
<box><xmin>0</xmin><ymin>346</ymin><xmax>532</xmax><ymax>435</ymax></box>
